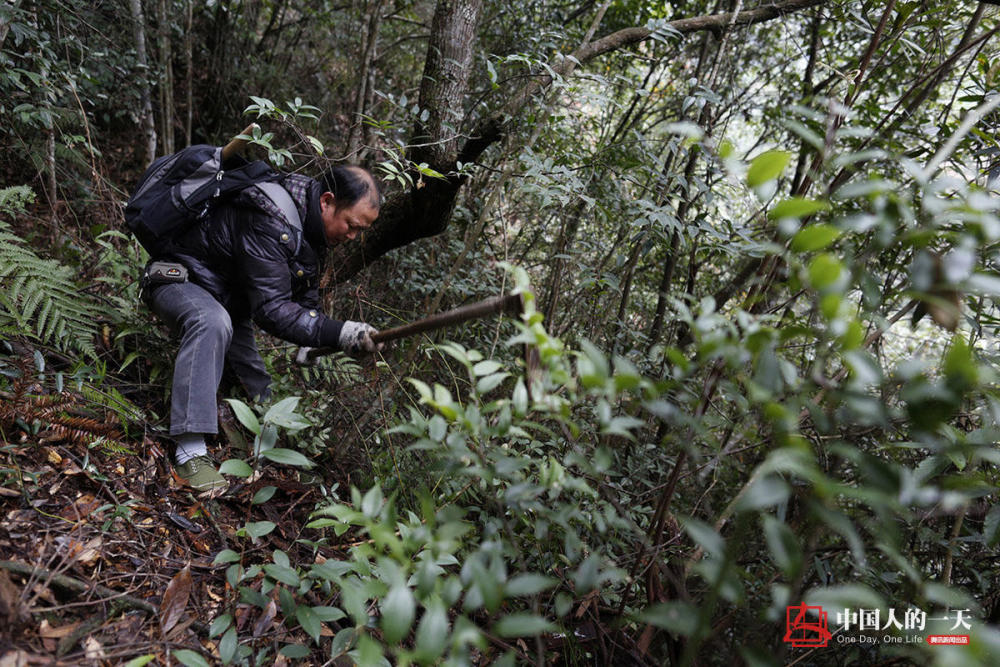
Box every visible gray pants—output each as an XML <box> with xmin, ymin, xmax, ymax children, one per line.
<box><xmin>149</xmin><ymin>281</ymin><xmax>271</xmax><ymax>435</ymax></box>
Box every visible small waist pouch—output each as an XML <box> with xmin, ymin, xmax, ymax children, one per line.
<box><xmin>144</xmin><ymin>261</ymin><xmax>189</xmax><ymax>285</ymax></box>
<box><xmin>140</xmin><ymin>261</ymin><xmax>188</xmax><ymax>303</ymax></box>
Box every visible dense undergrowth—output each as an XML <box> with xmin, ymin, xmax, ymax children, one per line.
<box><xmin>4</xmin><ymin>1</ymin><xmax>1000</xmax><ymax>665</ymax></box>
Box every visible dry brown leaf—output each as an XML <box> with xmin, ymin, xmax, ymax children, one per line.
<box><xmin>0</xmin><ymin>569</ymin><xmax>26</xmax><ymax>626</ymax></box>
<box><xmin>252</xmin><ymin>599</ymin><xmax>277</xmax><ymax>638</ymax></box>
<box><xmin>38</xmin><ymin>619</ymin><xmax>80</xmax><ymax>638</ymax></box>
<box><xmin>160</xmin><ymin>565</ymin><xmax>193</xmax><ymax>635</ymax></box>
<box><xmin>0</xmin><ymin>650</ymin><xmax>30</xmax><ymax>667</ymax></box>
<box><xmin>0</xmin><ymin>487</ymin><xmax>19</xmax><ymax>498</ymax></box>
<box><xmin>83</xmin><ymin>636</ymin><xmax>105</xmax><ymax>661</ymax></box>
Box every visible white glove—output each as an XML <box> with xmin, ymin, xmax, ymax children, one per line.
<box><xmin>295</xmin><ymin>347</ymin><xmax>314</xmax><ymax>366</ymax></box>
<box><xmin>339</xmin><ymin>321</ymin><xmax>382</xmax><ymax>358</ymax></box>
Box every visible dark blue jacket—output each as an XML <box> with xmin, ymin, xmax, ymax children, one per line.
<box><xmin>165</xmin><ymin>175</ymin><xmax>344</xmax><ymax>347</ymax></box>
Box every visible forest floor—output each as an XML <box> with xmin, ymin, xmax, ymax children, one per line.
<box><xmin>0</xmin><ymin>380</ymin><xmax>360</xmax><ymax>666</ymax></box>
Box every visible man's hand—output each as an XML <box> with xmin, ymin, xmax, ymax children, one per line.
<box><xmin>338</xmin><ymin>321</ymin><xmax>383</xmax><ymax>358</ymax></box>
<box><xmin>295</xmin><ymin>347</ymin><xmax>315</xmax><ymax>366</ymax></box>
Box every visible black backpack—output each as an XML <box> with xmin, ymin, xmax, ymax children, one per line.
<box><xmin>124</xmin><ymin>144</ymin><xmax>300</xmax><ymax>257</ymax></box>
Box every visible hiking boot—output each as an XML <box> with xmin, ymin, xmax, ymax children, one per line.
<box><xmin>175</xmin><ymin>455</ymin><xmax>228</xmax><ymax>492</ymax></box>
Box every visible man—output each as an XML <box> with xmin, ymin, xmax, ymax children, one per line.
<box><xmin>145</xmin><ymin>165</ymin><xmax>382</xmax><ymax>492</ymax></box>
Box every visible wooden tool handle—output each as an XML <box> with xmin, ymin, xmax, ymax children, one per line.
<box><xmin>305</xmin><ymin>293</ymin><xmax>524</xmax><ymax>361</ymax></box>
<box><xmin>220</xmin><ymin>123</ymin><xmax>259</xmax><ymax>161</ymax></box>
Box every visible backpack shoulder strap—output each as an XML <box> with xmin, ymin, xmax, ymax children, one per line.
<box><xmin>253</xmin><ymin>181</ymin><xmax>301</xmax><ymax>232</ymax></box>
<box><xmin>253</xmin><ymin>181</ymin><xmax>303</xmax><ymax>254</ymax></box>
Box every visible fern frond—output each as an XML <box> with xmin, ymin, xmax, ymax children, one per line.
<box><xmin>0</xmin><ymin>218</ymin><xmax>100</xmax><ymax>358</ymax></box>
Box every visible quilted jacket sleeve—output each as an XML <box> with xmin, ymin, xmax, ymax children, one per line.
<box><xmin>236</xmin><ymin>211</ymin><xmax>343</xmax><ymax>347</ymax></box>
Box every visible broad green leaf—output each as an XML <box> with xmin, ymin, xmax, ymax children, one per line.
<box><xmin>494</xmin><ymin>613</ymin><xmax>556</xmax><ymax>638</ymax></box>
<box><xmin>264</xmin><ymin>564</ymin><xmax>300</xmax><ymax>587</ymax></box>
<box><xmin>505</xmin><ymin>574</ymin><xmax>557</xmax><ymax>596</ymax></box>
<box><xmin>414</xmin><ymin>597</ymin><xmax>448</xmax><ymax>661</ymax></box>
<box><xmin>244</xmin><ymin>521</ymin><xmax>276</xmax><ymax>539</ymax></box>
<box><xmin>472</xmin><ymin>360</ymin><xmax>503</xmax><ymax>376</ymax></box>
<box><xmin>224</xmin><ymin>398</ymin><xmax>261</xmax><ymax>435</ymax></box>
<box><xmin>252</xmin><ymin>486</ymin><xmax>277</xmax><ymax>505</ymax></box>
<box><xmin>808</xmin><ymin>253</ymin><xmax>843</xmax><ymax>290</ymax></box>
<box><xmin>680</xmin><ymin>517</ymin><xmax>724</xmax><ymax>558</ymax></box>
<box><xmin>985</xmin><ymin>505</ymin><xmax>1000</xmax><ymax>548</ymax></box>
<box><xmin>260</xmin><ymin>448</ymin><xmax>314</xmax><ymax>468</ymax></box>
<box><xmin>638</xmin><ymin>601</ymin><xmax>699</xmax><ymax>636</ymax></box>
<box><xmin>746</xmin><ymin>150</ymin><xmax>791</xmax><ymax>187</ymax></box>
<box><xmin>209</xmin><ymin>613</ymin><xmax>233</xmax><ymax>638</ymax></box>
<box><xmin>172</xmin><ymin>650</ymin><xmax>210</xmax><ymax>667</ymax></box>
<box><xmin>279</xmin><ymin>645</ymin><xmax>311</xmax><ymax>659</ymax></box>
<box><xmin>769</xmin><ymin>197</ymin><xmax>829</xmax><ymax>220</ymax></box>
<box><xmin>381</xmin><ymin>584</ymin><xmax>416</xmax><ymax>644</ymax></box>
<box><xmin>212</xmin><ymin>550</ymin><xmax>241</xmax><ymax>565</ymax></box>
<box><xmin>763</xmin><ymin>516</ymin><xmax>803</xmax><ymax>578</ymax></box>
<box><xmin>219</xmin><ymin>627</ymin><xmax>238</xmax><ymax>665</ymax></box>
<box><xmin>219</xmin><ymin>459</ymin><xmax>253</xmax><ymax>477</ymax></box>
<box><xmin>297</xmin><ymin>605</ymin><xmax>322</xmax><ymax>643</ymax></box>
<box><xmin>122</xmin><ymin>657</ymin><xmax>156</xmax><ymax>667</ymax></box>
<box><xmin>791</xmin><ymin>224</ymin><xmax>841</xmax><ymax>252</ymax></box>
<box><xmin>361</xmin><ymin>485</ymin><xmax>384</xmax><ymax>518</ymax></box>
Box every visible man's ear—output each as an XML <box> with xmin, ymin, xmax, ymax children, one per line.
<box><xmin>319</xmin><ymin>191</ymin><xmax>336</xmax><ymax>209</ymax></box>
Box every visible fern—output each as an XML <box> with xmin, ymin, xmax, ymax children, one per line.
<box><xmin>0</xmin><ymin>188</ymin><xmax>99</xmax><ymax>358</ymax></box>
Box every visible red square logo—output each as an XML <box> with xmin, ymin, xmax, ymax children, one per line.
<box><xmin>784</xmin><ymin>604</ymin><xmax>832</xmax><ymax>648</ymax></box>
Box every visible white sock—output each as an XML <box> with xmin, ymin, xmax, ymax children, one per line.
<box><xmin>175</xmin><ymin>433</ymin><xmax>207</xmax><ymax>465</ymax></box>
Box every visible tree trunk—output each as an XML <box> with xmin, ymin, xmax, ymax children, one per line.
<box><xmin>346</xmin><ymin>0</ymin><xmax>385</xmax><ymax>163</ymax></box>
<box><xmin>411</xmin><ymin>0</ymin><xmax>483</xmax><ymax>168</ymax></box>
<box><xmin>157</xmin><ymin>0</ymin><xmax>175</xmax><ymax>154</ymax></box>
<box><xmin>184</xmin><ymin>0</ymin><xmax>193</xmax><ymax>145</ymax></box>
<box><xmin>129</xmin><ymin>0</ymin><xmax>157</xmax><ymax>162</ymax></box>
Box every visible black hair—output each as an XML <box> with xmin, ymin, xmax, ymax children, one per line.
<box><xmin>319</xmin><ymin>165</ymin><xmax>382</xmax><ymax>210</ymax></box>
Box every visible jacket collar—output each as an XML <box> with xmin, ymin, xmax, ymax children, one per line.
<box><xmin>305</xmin><ymin>181</ymin><xmax>327</xmax><ymax>249</ymax></box>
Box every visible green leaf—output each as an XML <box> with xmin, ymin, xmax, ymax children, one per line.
<box><xmin>680</xmin><ymin>517</ymin><xmax>724</xmax><ymax>558</ymax></box>
<box><xmin>762</xmin><ymin>516</ymin><xmax>803</xmax><ymax>578</ymax></box>
<box><xmin>746</xmin><ymin>150</ymin><xmax>791</xmax><ymax>187</ymax></box>
<box><xmin>638</xmin><ymin>601</ymin><xmax>699</xmax><ymax>636</ymax></box>
<box><xmin>252</xmin><ymin>486</ymin><xmax>277</xmax><ymax>504</ymax></box>
<box><xmin>413</xmin><ymin>597</ymin><xmax>449</xmax><ymax>661</ymax></box>
<box><xmin>807</xmin><ymin>253</ymin><xmax>843</xmax><ymax>290</ymax></box>
<box><xmin>312</xmin><ymin>606</ymin><xmax>346</xmax><ymax>622</ymax></box>
<box><xmin>361</xmin><ymin>485</ymin><xmax>384</xmax><ymax>518</ymax></box>
<box><xmin>224</xmin><ymin>399</ymin><xmax>261</xmax><ymax>435</ymax></box>
<box><xmin>476</xmin><ymin>372</ymin><xmax>509</xmax><ymax>394</ymax></box>
<box><xmin>244</xmin><ymin>521</ymin><xmax>276</xmax><ymax>539</ymax></box>
<box><xmin>259</xmin><ymin>448</ymin><xmax>314</xmax><ymax>468</ymax></box>
<box><xmin>769</xmin><ymin>197</ymin><xmax>830</xmax><ymax>220</ymax></box>
<box><xmin>209</xmin><ymin>613</ymin><xmax>233</xmax><ymax>638</ymax></box>
<box><xmin>472</xmin><ymin>360</ymin><xmax>503</xmax><ymax>376</ymax></box>
<box><xmin>280</xmin><ymin>645</ymin><xmax>311</xmax><ymax>659</ymax></box>
<box><xmin>219</xmin><ymin>627</ymin><xmax>238</xmax><ymax>665</ymax></box>
<box><xmin>791</xmin><ymin>224</ymin><xmax>841</xmax><ymax>253</ymax></box>
<box><xmin>985</xmin><ymin>505</ymin><xmax>1000</xmax><ymax>548</ymax></box>
<box><xmin>122</xmin><ymin>656</ymin><xmax>156</xmax><ymax>667</ymax></box>
<box><xmin>219</xmin><ymin>459</ymin><xmax>254</xmax><ymax>477</ymax></box>
<box><xmin>264</xmin><ymin>564</ymin><xmax>300</xmax><ymax>587</ymax></box>
<box><xmin>212</xmin><ymin>550</ymin><xmax>241</xmax><ymax>565</ymax></box>
<box><xmin>505</xmin><ymin>574</ymin><xmax>557</xmax><ymax>596</ymax></box>
<box><xmin>297</xmin><ymin>605</ymin><xmax>322</xmax><ymax>644</ymax></box>
<box><xmin>494</xmin><ymin>613</ymin><xmax>556</xmax><ymax>638</ymax></box>
<box><xmin>381</xmin><ymin>584</ymin><xmax>416</xmax><ymax>644</ymax></box>
<box><xmin>172</xmin><ymin>649</ymin><xmax>210</xmax><ymax>667</ymax></box>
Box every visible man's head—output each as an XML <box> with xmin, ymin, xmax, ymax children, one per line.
<box><xmin>318</xmin><ymin>165</ymin><xmax>381</xmax><ymax>245</ymax></box>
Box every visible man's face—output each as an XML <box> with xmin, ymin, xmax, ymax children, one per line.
<box><xmin>320</xmin><ymin>191</ymin><xmax>379</xmax><ymax>245</ymax></box>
